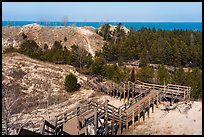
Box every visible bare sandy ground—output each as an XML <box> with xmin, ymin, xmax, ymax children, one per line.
<box><xmin>123</xmin><ymin>101</ymin><xmax>202</xmax><ymax>135</ymax></box>
<box><xmin>93</xmin><ymin>93</ymin><xmax>124</xmax><ymax>108</ymax></box>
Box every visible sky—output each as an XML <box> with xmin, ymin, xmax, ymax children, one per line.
<box><xmin>2</xmin><ymin>2</ymin><xmax>202</xmax><ymax>22</ymax></box>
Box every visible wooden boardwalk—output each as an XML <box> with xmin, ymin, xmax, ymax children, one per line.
<box><xmin>16</xmin><ymin>76</ymin><xmax>191</xmax><ymax>135</ymax></box>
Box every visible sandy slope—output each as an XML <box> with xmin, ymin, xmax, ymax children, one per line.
<box><xmin>2</xmin><ymin>24</ymin><xmax>104</xmax><ymax>57</ymax></box>
<box><xmin>123</xmin><ymin>101</ymin><xmax>202</xmax><ymax>135</ymax></box>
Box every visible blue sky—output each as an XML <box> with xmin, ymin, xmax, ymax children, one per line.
<box><xmin>2</xmin><ymin>2</ymin><xmax>202</xmax><ymax>22</ymax></box>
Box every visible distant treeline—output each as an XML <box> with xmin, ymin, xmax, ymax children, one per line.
<box><xmin>5</xmin><ymin>39</ymin><xmax>93</xmax><ymax>70</ymax></box>
<box><xmin>96</xmin><ymin>23</ymin><xmax>202</xmax><ymax>68</ymax></box>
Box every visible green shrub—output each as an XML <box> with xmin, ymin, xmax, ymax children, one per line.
<box><xmin>3</xmin><ymin>45</ymin><xmax>17</xmax><ymax>53</ymax></box>
<box><xmin>64</xmin><ymin>73</ymin><xmax>80</xmax><ymax>92</ymax></box>
<box><xmin>64</xmin><ymin>36</ymin><xmax>67</xmax><ymax>42</ymax></box>
<box><xmin>22</xmin><ymin>33</ymin><xmax>27</xmax><ymax>40</ymax></box>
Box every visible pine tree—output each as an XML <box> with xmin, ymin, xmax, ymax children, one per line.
<box><xmin>129</xmin><ymin>68</ymin><xmax>136</xmax><ymax>82</ymax></box>
<box><xmin>64</xmin><ymin>73</ymin><xmax>80</xmax><ymax>92</ymax></box>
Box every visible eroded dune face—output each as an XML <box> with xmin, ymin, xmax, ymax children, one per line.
<box><xmin>2</xmin><ymin>52</ymin><xmax>94</xmax><ymax>133</ymax></box>
<box><xmin>2</xmin><ymin>24</ymin><xmax>105</xmax><ymax>56</ymax></box>
<box><xmin>2</xmin><ymin>52</ymin><xmax>89</xmax><ymax>113</ymax></box>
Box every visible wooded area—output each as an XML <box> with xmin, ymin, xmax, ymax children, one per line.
<box><xmin>96</xmin><ymin>23</ymin><xmax>202</xmax><ymax>68</ymax></box>
<box><xmin>4</xmin><ymin>24</ymin><xmax>202</xmax><ymax>100</ymax></box>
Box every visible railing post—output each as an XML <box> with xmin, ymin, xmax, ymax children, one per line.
<box><xmin>183</xmin><ymin>87</ymin><xmax>185</xmax><ymax>101</ymax></box>
<box><xmin>126</xmin><ymin>112</ymin><xmax>128</xmax><ymax>129</ymax></box>
<box><xmin>54</xmin><ymin>116</ymin><xmax>58</xmax><ymax>135</ymax></box>
<box><xmin>127</xmin><ymin>81</ymin><xmax>130</xmax><ymax>101</ymax></box>
<box><xmin>132</xmin><ymin>109</ymin><xmax>135</xmax><ymax>129</ymax></box>
<box><xmin>40</xmin><ymin>119</ymin><xmax>45</xmax><ymax>135</ymax></box>
<box><xmin>143</xmin><ymin>103</ymin><xmax>145</xmax><ymax>122</ymax></box>
<box><xmin>111</xmin><ymin>107</ymin><xmax>115</xmax><ymax>135</ymax></box>
<box><xmin>77</xmin><ymin>107</ymin><xmax>80</xmax><ymax>116</ymax></box>
<box><xmin>138</xmin><ymin>105</ymin><xmax>140</xmax><ymax>125</ymax></box>
<box><xmin>148</xmin><ymin>97</ymin><xmax>150</xmax><ymax>118</ymax></box>
<box><xmin>94</xmin><ymin>108</ymin><xmax>98</xmax><ymax>135</ymax></box>
<box><xmin>64</xmin><ymin>112</ymin><xmax>68</xmax><ymax>124</ymax></box>
<box><xmin>113</xmin><ymin>83</ymin><xmax>115</xmax><ymax>98</ymax></box>
<box><xmin>132</xmin><ymin>84</ymin><xmax>134</xmax><ymax>98</ymax></box>
<box><xmin>156</xmin><ymin>92</ymin><xmax>158</xmax><ymax>108</ymax></box>
<box><xmin>105</xmin><ymin>100</ymin><xmax>108</xmax><ymax>135</ymax></box>
<box><xmin>152</xmin><ymin>98</ymin><xmax>154</xmax><ymax>113</ymax></box>
<box><xmin>124</xmin><ymin>83</ymin><xmax>126</xmax><ymax>103</ymax></box>
<box><xmin>85</xmin><ymin>126</ymin><xmax>88</xmax><ymax>135</ymax></box>
<box><xmin>139</xmin><ymin>85</ymin><xmax>141</xmax><ymax>94</ymax></box>
<box><xmin>120</xmin><ymin>87</ymin><xmax>122</xmax><ymax>101</ymax></box>
<box><xmin>119</xmin><ymin>109</ymin><xmax>122</xmax><ymax>135</ymax></box>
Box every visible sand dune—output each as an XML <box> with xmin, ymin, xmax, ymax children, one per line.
<box><xmin>123</xmin><ymin>101</ymin><xmax>202</xmax><ymax>135</ymax></box>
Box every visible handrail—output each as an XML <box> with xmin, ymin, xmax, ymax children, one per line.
<box><xmin>53</xmin><ymin>77</ymin><xmax>191</xmax><ymax>134</ymax></box>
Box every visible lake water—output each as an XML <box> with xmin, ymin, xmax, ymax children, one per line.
<box><xmin>2</xmin><ymin>21</ymin><xmax>202</xmax><ymax>31</ymax></box>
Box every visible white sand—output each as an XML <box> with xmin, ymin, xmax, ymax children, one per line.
<box><xmin>97</xmin><ymin>95</ymin><xmax>124</xmax><ymax>108</ymax></box>
<box><xmin>123</xmin><ymin>101</ymin><xmax>202</xmax><ymax>135</ymax></box>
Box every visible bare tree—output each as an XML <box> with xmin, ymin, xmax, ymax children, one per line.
<box><xmin>2</xmin><ymin>82</ymin><xmax>26</xmax><ymax>135</ymax></box>
<box><xmin>7</xmin><ymin>21</ymin><xmax>13</xmax><ymax>26</ymax></box>
<box><xmin>62</xmin><ymin>16</ymin><xmax>69</xmax><ymax>26</ymax></box>
<box><xmin>37</xmin><ymin>18</ymin><xmax>46</xmax><ymax>26</ymax></box>
<box><xmin>100</xmin><ymin>20</ymin><xmax>104</xmax><ymax>27</ymax></box>
<box><xmin>2</xmin><ymin>79</ymin><xmax>43</xmax><ymax>135</ymax></box>
<box><xmin>41</xmin><ymin>80</ymin><xmax>54</xmax><ymax>121</ymax></box>
<box><xmin>190</xmin><ymin>33</ymin><xmax>194</xmax><ymax>46</ymax></box>
<box><xmin>78</xmin><ymin>48</ymin><xmax>86</xmax><ymax>69</ymax></box>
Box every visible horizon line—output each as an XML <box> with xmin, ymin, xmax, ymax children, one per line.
<box><xmin>2</xmin><ymin>20</ymin><xmax>202</xmax><ymax>23</ymax></box>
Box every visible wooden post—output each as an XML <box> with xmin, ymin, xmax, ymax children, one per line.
<box><xmin>116</xmin><ymin>86</ymin><xmax>118</xmax><ymax>99</ymax></box>
<box><xmin>148</xmin><ymin>97</ymin><xmax>150</xmax><ymax>118</ymax></box>
<box><xmin>139</xmin><ymin>85</ymin><xmax>141</xmax><ymax>94</ymax></box>
<box><xmin>40</xmin><ymin>119</ymin><xmax>45</xmax><ymax>134</ymax></box>
<box><xmin>138</xmin><ymin>105</ymin><xmax>140</xmax><ymax>125</ymax></box>
<box><xmin>85</xmin><ymin>126</ymin><xmax>88</xmax><ymax>135</ymax></box>
<box><xmin>81</xmin><ymin>116</ymin><xmax>85</xmax><ymax>128</ymax></box>
<box><xmin>170</xmin><ymin>97</ymin><xmax>173</xmax><ymax>106</ymax></box>
<box><xmin>152</xmin><ymin>98</ymin><xmax>154</xmax><ymax>113</ymax></box>
<box><xmin>94</xmin><ymin>108</ymin><xmax>98</xmax><ymax>134</ymax></box>
<box><xmin>45</xmin><ymin>124</ymin><xmax>48</xmax><ymax>135</ymax></box>
<box><xmin>120</xmin><ymin>87</ymin><xmax>122</xmax><ymax>101</ymax></box>
<box><xmin>111</xmin><ymin>120</ymin><xmax>114</xmax><ymax>135</ymax></box>
<box><xmin>127</xmin><ymin>81</ymin><xmax>129</xmax><ymax>101</ymax></box>
<box><xmin>54</xmin><ymin>116</ymin><xmax>58</xmax><ymax>135</ymax></box>
<box><xmin>132</xmin><ymin>109</ymin><xmax>134</xmax><ymax>129</ymax></box>
<box><xmin>132</xmin><ymin>84</ymin><xmax>134</xmax><ymax>98</ymax></box>
<box><xmin>119</xmin><ymin>109</ymin><xmax>122</xmax><ymax>134</ymax></box>
<box><xmin>108</xmin><ymin>84</ymin><xmax>111</xmax><ymax>95</ymax></box>
<box><xmin>105</xmin><ymin>100</ymin><xmax>108</xmax><ymax>135</ymax></box>
<box><xmin>126</xmin><ymin>113</ymin><xmax>129</xmax><ymax>129</ymax></box>
<box><xmin>64</xmin><ymin>112</ymin><xmax>68</xmax><ymax>123</ymax></box>
<box><xmin>124</xmin><ymin>83</ymin><xmax>126</xmax><ymax>103</ymax></box>
<box><xmin>111</xmin><ymin>107</ymin><xmax>115</xmax><ymax>135</ymax></box>
<box><xmin>156</xmin><ymin>92</ymin><xmax>158</xmax><ymax>108</ymax></box>
<box><xmin>143</xmin><ymin>103</ymin><xmax>145</xmax><ymax>122</ymax></box>
<box><xmin>113</xmin><ymin>83</ymin><xmax>115</xmax><ymax>98</ymax></box>
<box><xmin>183</xmin><ymin>87</ymin><xmax>185</xmax><ymax>100</ymax></box>
<box><xmin>48</xmin><ymin>126</ymin><xmax>50</xmax><ymax>135</ymax></box>
<box><xmin>108</xmin><ymin>84</ymin><xmax>110</xmax><ymax>96</ymax></box>
<box><xmin>117</xmin><ymin>86</ymin><xmax>119</xmax><ymax>99</ymax></box>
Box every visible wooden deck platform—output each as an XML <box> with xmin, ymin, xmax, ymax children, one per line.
<box><xmin>63</xmin><ymin>116</ymin><xmax>80</xmax><ymax>135</ymax></box>
<box><xmin>25</xmin><ymin>76</ymin><xmax>191</xmax><ymax>135</ymax></box>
